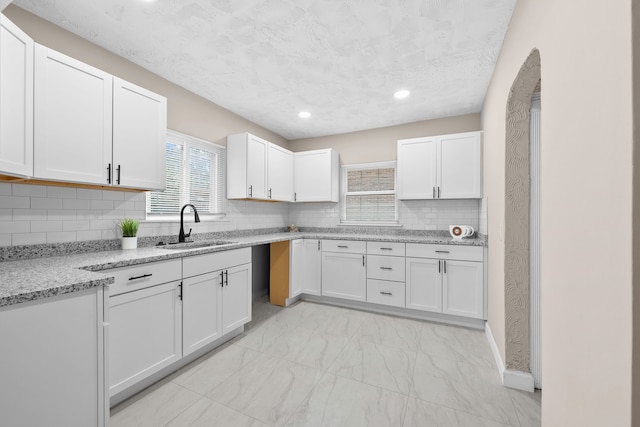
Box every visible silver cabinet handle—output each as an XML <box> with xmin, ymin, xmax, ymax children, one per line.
<box><xmin>443</xmin><ymin>260</ymin><xmax>447</xmax><ymax>274</ymax></box>
<box><xmin>380</xmin><ymin>291</ymin><xmax>392</xmax><ymax>296</ymax></box>
<box><xmin>432</xmin><ymin>187</ymin><xmax>435</xmax><ymax>198</ymax></box>
<box><xmin>362</xmin><ymin>255</ymin><xmax>365</xmax><ymax>266</ymax></box>
<box><xmin>379</xmin><ymin>267</ymin><xmax>393</xmax><ymax>270</ymax></box>
<box><xmin>380</xmin><ymin>247</ymin><xmax>393</xmax><ymax>251</ymax></box>
<box><xmin>107</xmin><ymin>163</ymin><xmax>112</xmax><ymax>184</ymax></box>
<box><xmin>249</xmin><ymin>185</ymin><xmax>253</xmax><ymax>197</ymax></box>
<box><xmin>337</xmin><ymin>245</ymin><xmax>348</xmax><ymax>248</ymax></box>
<box><xmin>116</xmin><ymin>164</ymin><xmax>121</xmax><ymax>185</ymax></box>
<box><xmin>438</xmin><ymin>260</ymin><xmax>441</xmax><ymax>273</ymax></box>
<box><xmin>318</xmin><ymin>241</ymin><xmax>320</xmax><ymax>251</ymax></box>
<box><xmin>220</xmin><ymin>271</ymin><xmax>224</xmax><ymax>287</ymax></box>
<box><xmin>435</xmin><ymin>250</ymin><xmax>450</xmax><ymax>254</ymax></box>
<box><xmin>269</xmin><ymin>188</ymin><xmax>272</xmax><ymax>199</ymax></box>
<box><xmin>437</xmin><ymin>187</ymin><xmax>441</xmax><ymax>198</ymax></box>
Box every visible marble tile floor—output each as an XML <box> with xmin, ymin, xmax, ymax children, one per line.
<box><xmin>110</xmin><ymin>297</ymin><xmax>541</xmax><ymax>427</ymax></box>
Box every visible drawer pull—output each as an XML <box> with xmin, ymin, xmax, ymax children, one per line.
<box><xmin>379</xmin><ymin>267</ymin><xmax>393</xmax><ymax>270</ymax></box>
<box><xmin>337</xmin><ymin>245</ymin><xmax>348</xmax><ymax>248</ymax></box>
<box><xmin>435</xmin><ymin>250</ymin><xmax>450</xmax><ymax>254</ymax></box>
<box><xmin>380</xmin><ymin>247</ymin><xmax>393</xmax><ymax>251</ymax></box>
<box><xmin>129</xmin><ymin>273</ymin><xmax>152</xmax><ymax>281</ymax></box>
<box><xmin>380</xmin><ymin>291</ymin><xmax>393</xmax><ymax>296</ymax></box>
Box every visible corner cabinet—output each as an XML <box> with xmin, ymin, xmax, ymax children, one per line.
<box><xmin>227</xmin><ymin>132</ymin><xmax>293</xmax><ymax>201</ymax></box>
<box><xmin>294</xmin><ymin>149</ymin><xmax>339</xmax><ymax>202</ymax></box>
<box><xmin>0</xmin><ymin>288</ymin><xmax>107</xmax><ymax>427</ymax></box>
<box><xmin>33</xmin><ymin>44</ymin><xmax>166</xmax><ymax>190</ymax></box>
<box><xmin>398</xmin><ymin>131</ymin><xmax>482</xmax><ymax>200</ymax></box>
<box><xmin>0</xmin><ymin>14</ymin><xmax>34</xmax><ymax>178</ymax></box>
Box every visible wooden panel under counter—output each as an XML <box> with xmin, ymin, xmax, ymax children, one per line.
<box><xmin>269</xmin><ymin>240</ymin><xmax>290</xmax><ymax>306</ymax></box>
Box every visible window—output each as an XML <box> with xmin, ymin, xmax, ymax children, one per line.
<box><xmin>147</xmin><ymin>130</ymin><xmax>226</xmax><ymax>219</ymax></box>
<box><xmin>341</xmin><ymin>162</ymin><xmax>397</xmax><ymax>224</ymax></box>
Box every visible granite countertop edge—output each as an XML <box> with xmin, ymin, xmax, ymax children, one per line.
<box><xmin>0</xmin><ymin>231</ymin><xmax>486</xmax><ymax>308</ymax></box>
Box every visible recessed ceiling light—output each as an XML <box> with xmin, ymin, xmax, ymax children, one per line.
<box><xmin>298</xmin><ymin>111</ymin><xmax>311</xmax><ymax>119</ymax></box>
<box><xmin>394</xmin><ymin>89</ymin><xmax>410</xmax><ymax>100</ymax></box>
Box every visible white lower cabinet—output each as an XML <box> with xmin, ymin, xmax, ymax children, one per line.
<box><xmin>289</xmin><ymin>239</ymin><xmax>304</xmax><ymax>298</ymax></box>
<box><xmin>405</xmin><ymin>244</ymin><xmax>484</xmax><ymax>319</ymax></box>
<box><xmin>290</xmin><ymin>239</ymin><xmax>322</xmax><ymax>297</ymax></box>
<box><xmin>182</xmin><ymin>248</ymin><xmax>252</xmax><ymax>356</ymax></box>
<box><xmin>0</xmin><ymin>288</ymin><xmax>107</xmax><ymax>427</ymax></box>
<box><xmin>109</xmin><ymin>281</ymin><xmax>182</xmax><ymax>397</ymax></box>
<box><xmin>321</xmin><ymin>250</ymin><xmax>366</xmax><ymax>302</ymax></box>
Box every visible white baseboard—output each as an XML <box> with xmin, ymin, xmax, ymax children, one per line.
<box><xmin>485</xmin><ymin>322</ymin><xmax>535</xmax><ymax>392</ymax></box>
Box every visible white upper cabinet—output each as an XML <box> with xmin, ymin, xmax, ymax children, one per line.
<box><xmin>294</xmin><ymin>149</ymin><xmax>339</xmax><ymax>202</ymax></box>
<box><xmin>113</xmin><ymin>77</ymin><xmax>166</xmax><ymax>190</ymax></box>
<box><xmin>398</xmin><ymin>131</ymin><xmax>482</xmax><ymax>200</ymax></box>
<box><xmin>32</xmin><ymin>43</ymin><xmax>166</xmax><ymax>190</ymax></box>
<box><xmin>34</xmin><ymin>44</ymin><xmax>113</xmax><ymax>185</ymax></box>
<box><xmin>0</xmin><ymin>15</ymin><xmax>33</xmax><ymax>178</ymax></box>
<box><xmin>227</xmin><ymin>132</ymin><xmax>293</xmax><ymax>201</ymax></box>
<box><xmin>267</xmin><ymin>143</ymin><xmax>294</xmax><ymax>201</ymax></box>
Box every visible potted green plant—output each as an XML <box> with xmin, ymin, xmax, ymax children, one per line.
<box><xmin>118</xmin><ymin>218</ymin><xmax>140</xmax><ymax>250</ymax></box>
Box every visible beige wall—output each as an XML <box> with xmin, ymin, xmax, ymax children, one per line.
<box><xmin>3</xmin><ymin>5</ymin><xmax>289</xmax><ymax>149</ymax></box>
<box><xmin>483</xmin><ymin>0</ymin><xmax>634</xmax><ymax>425</ymax></box>
<box><xmin>633</xmin><ymin>0</ymin><xmax>640</xmax><ymax>424</ymax></box>
<box><xmin>289</xmin><ymin>114</ymin><xmax>480</xmax><ymax>164</ymax></box>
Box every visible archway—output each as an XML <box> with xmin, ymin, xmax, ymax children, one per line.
<box><xmin>504</xmin><ymin>49</ymin><xmax>541</xmax><ymax>375</ymax></box>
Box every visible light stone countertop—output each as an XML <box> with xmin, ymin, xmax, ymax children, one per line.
<box><xmin>0</xmin><ymin>231</ymin><xmax>485</xmax><ymax>308</ymax></box>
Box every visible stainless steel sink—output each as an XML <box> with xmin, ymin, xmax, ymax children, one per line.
<box><xmin>157</xmin><ymin>240</ymin><xmax>236</xmax><ymax>250</ymax></box>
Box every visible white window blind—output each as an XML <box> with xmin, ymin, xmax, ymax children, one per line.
<box><xmin>147</xmin><ymin>130</ymin><xmax>226</xmax><ymax>218</ymax></box>
<box><xmin>342</xmin><ymin>162</ymin><xmax>397</xmax><ymax>223</ymax></box>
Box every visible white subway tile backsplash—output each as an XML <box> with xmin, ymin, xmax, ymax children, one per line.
<box><xmin>102</xmin><ymin>209</ymin><xmax>126</xmax><ymax>220</ymax></box>
<box><xmin>46</xmin><ymin>231</ymin><xmax>76</xmax><ymax>244</ymax></box>
<box><xmin>103</xmin><ymin>190</ymin><xmax>125</xmax><ymax>201</ymax></box>
<box><xmin>101</xmin><ymin>229</ymin><xmax>118</xmax><ymax>240</ymax></box>
<box><xmin>47</xmin><ymin>187</ymin><xmax>77</xmax><ymax>199</ymax></box>
<box><xmin>12</xmin><ymin>233</ymin><xmax>47</xmax><ymax>246</ymax></box>
<box><xmin>0</xmin><ymin>221</ymin><xmax>30</xmax><ymax>234</ymax></box>
<box><xmin>91</xmin><ymin>200</ymin><xmax>114</xmax><ymax>210</ymax></box>
<box><xmin>13</xmin><ymin>209</ymin><xmax>47</xmax><ymax>221</ymax></box>
<box><xmin>0</xmin><ymin>234</ymin><xmax>11</xmax><ymax>247</ymax></box>
<box><xmin>0</xmin><ymin>209</ymin><xmax>11</xmax><ymax>221</ymax></box>
<box><xmin>0</xmin><ymin>196</ymin><xmax>30</xmax><ymax>209</ymax></box>
<box><xmin>90</xmin><ymin>219</ymin><xmax>117</xmax><ymax>231</ymax></box>
<box><xmin>63</xmin><ymin>199</ymin><xmax>91</xmax><ymax>210</ymax></box>
<box><xmin>47</xmin><ymin>210</ymin><xmax>77</xmax><ymax>220</ymax></box>
<box><xmin>76</xmin><ymin>188</ymin><xmax>103</xmax><ymax>200</ymax></box>
<box><xmin>31</xmin><ymin>220</ymin><xmax>63</xmax><ymax>233</ymax></box>
<box><xmin>31</xmin><ymin>197</ymin><xmax>63</xmax><ymax>209</ymax></box>
<box><xmin>0</xmin><ymin>183</ymin><xmax>12</xmax><ymax>196</ymax></box>
<box><xmin>77</xmin><ymin>230</ymin><xmax>103</xmax><ymax>241</ymax></box>
<box><xmin>76</xmin><ymin>210</ymin><xmax>102</xmax><ymax>220</ymax></box>
<box><xmin>12</xmin><ymin>184</ymin><xmax>47</xmax><ymax>197</ymax></box>
<box><xmin>63</xmin><ymin>220</ymin><xmax>91</xmax><ymax>232</ymax></box>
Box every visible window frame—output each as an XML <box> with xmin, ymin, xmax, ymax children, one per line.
<box><xmin>340</xmin><ymin>161</ymin><xmax>399</xmax><ymax>226</ymax></box>
<box><xmin>145</xmin><ymin>130</ymin><xmax>226</xmax><ymax>222</ymax></box>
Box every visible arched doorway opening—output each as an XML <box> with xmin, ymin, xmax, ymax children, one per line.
<box><xmin>504</xmin><ymin>49</ymin><xmax>541</xmax><ymax>386</ymax></box>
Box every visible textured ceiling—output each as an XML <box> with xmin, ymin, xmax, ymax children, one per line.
<box><xmin>12</xmin><ymin>0</ymin><xmax>516</xmax><ymax>140</ymax></box>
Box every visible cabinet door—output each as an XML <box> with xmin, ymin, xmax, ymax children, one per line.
<box><xmin>0</xmin><ymin>288</ymin><xmax>106</xmax><ymax>427</ymax></box>
<box><xmin>442</xmin><ymin>260</ymin><xmax>484</xmax><ymax>319</ymax></box>
<box><xmin>183</xmin><ymin>271</ymin><xmax>222</xmax><ymax>357</ymax></box>
<box><xmin>294</xmin><ymin>150</ymin><xmax>338</xmax><ymax>202</ymax></box>
<box><xmin>247</xmin><ymin>135</ymin><xmax>268</xmax><ymax>199</ymax></box>
<box><xmin>0</xmin><ymin>15</ymin><xmax>33</xmax><ymax>177</ymax></box>
<box><xmin>290</xmin><ymin>239</ymin><xmax>304</xmax><ymax>298</ymax></box>
<box><xmin>303</xmin><ymin>239</ymin><xmax>322</xmax><ymax>296</ymax></box>
<box><xmin>222</xmin><ymin>263</ymin><xmax>252</xmax><ymax>334</ymax></box>
<box><xmin>34</xmin><ymin>44</ymin><xmax>113</xmax><ymax>185</ymax></box>
<box><xmin>113</xmin><ymin>77</ymin><xmax>167</xmax><ymax>190</ymax></box>
<box><xmin>406</xmin><ymin>257</ymin><xmax>442</xmax><ymax>312</ymax></box>
<box><xmin>438</xmin><ymin>132</ymin><xmax>482</xmax><ymax>199</ymax></box>
<box><xmin>397</xmin><ymin>137</ymin><xmax>437</xmax><ymax>200</ymax></box>
<box><xmin>109</xmin><ymin>281</ymin><xmax>181</xmax><ymax>396</ymax></box>
<box><xmin>321</xmin><ymin>252</ymin><xmax>366</xmax><ymax>302</ymax></box>
<box><xmin>267</xmin><ymin>143</ymin><xmax>294</xmax><ymax>201</ymax></box>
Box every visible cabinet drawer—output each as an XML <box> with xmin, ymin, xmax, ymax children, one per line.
<box><xmin>183</xmin><ymin>247</ymin><xmax>251</xmax><ymax>278</ymax></box>
<box><xmin>107</xmin><ymin>259</ymin><xmax>181</xmax><ymax>296</ymax></box>
<box><xmin>367</xmin><ymin>255</ymin><xmax>405</xmax><ymax>282</ymax></box>
<box><xmin>406</xmin><ymin>243</ymin><xmax>483</xmax><ymax>261</ymax></box>
<box><xmin>367</xmin><ymin>279</ymin><xmax>405</xmax><ymax>308</ymax></box>
<box><xmin>367</xmin><ymin>241</ymin><xmax>405</xmax><ymax>256</ymax></box>
<box><xmin>321</xmin><ymin>239</ymin><xmax>366</xmax><ymax>254</ymax></box>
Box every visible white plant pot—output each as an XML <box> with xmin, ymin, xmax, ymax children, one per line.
<box><xmin>121</xmin><ymin>237</ymin><xmax>138</xmax><ymax>250</ymax></box>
